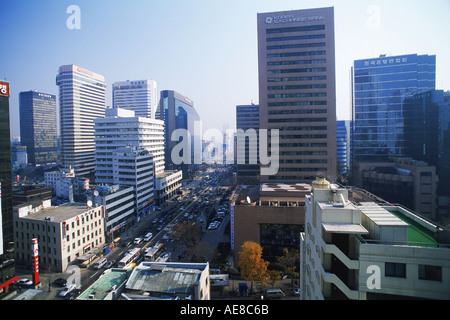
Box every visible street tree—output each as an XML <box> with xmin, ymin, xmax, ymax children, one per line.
<box><xmin>238</xmin><ymin>241</ymin><xmax>269</xmax><ymax>293</ymax></box>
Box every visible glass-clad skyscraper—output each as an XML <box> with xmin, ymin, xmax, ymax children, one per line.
<box><xmin>56</xmin><ymin>65</ymin><xmax>106</xmax><ymax>177</ymax></box>
<box><xmin>157</xmin><ymin>90</ymin><xmax>200</xmax><ymax>177</ymax></box>
<box><xmin>0</xmin><ymin>81</ymin><xmax>16</xmax><ymax>294</ymax></box>
<box><xmin>351</xmin><ymin>54</ymin><xmax>436</xmax><ymax>163</ymax></box>
<box><xmin>19</xmin><ymin>90</ymin><xmax>58</xmax><ymax>165</ymax></box>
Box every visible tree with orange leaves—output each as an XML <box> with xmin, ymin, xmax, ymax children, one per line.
<box><xmin>238</xmin><ymin>241</ymin><xmax>269</xmax><ymax>293</ymax></box>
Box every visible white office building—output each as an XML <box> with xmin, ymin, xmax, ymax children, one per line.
<box><xmin>56</xmin><ymin>65</ymin><xmax>106</xmax><ymax>177</ymax></box>
<box><xmin>86</xmin><ymin>184</ymin><xmax>135</xmax><ymax>237</ymax></box>
<box><xmin>300</xmin><ymin>179</ymin><xmax>450</xmax><ymax>300</ymax></box>
<box><xmin>94</xmin><ymin>107</ymin><xmax>165</xmax><ymax>181</ymax></box>
<box><xmin>112</xmin><ymin>148</ymin><xmax>155</xmax><ymax>218</ymax></box>
<box><xmin>113</xmin><ymin>80</ymin><xmax>158</xmax><ymax>119</ymax></box>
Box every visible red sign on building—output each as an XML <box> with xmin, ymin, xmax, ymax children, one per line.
<box><xmin>0</xmin><ymin>82</ymin><xmax>10</xmax><ymax>97</ymax></box>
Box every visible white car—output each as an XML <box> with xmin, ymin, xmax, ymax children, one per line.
<box><xmin>59</xmin><ymin>284</ymin><xmax>76</xmax><ymax>297</ymax></box>
<box><xmin>16</xmin><ymin>278</ymin><xmax>33</xmax><ymax>286</ymax></box>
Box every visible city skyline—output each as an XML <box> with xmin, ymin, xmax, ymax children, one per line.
<box><xmin>1</xmin><ymin>0</ymin><xmax>450</xmax><ymax>139</ymax></box>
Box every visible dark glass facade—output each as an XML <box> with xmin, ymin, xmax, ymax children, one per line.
<box><xmin>19</xmin><ymin>90</ymin><xmax>58</xmax><ymax>165</ymax></box>
<box><xmin>336</xmin><ymin>120</ymin><xmax>351</xmax><ymax>174</ymax></box>
<box><xmin>157</xmin><ymin>90</ymin><xmax>200</xmax><ymax>178</ymax></box>
<box><xmin>0</xmin><ymin>87</ymin><xmax>16</xmax><ymax>293</ymax></box>
<box><xmin>352</xmin><ymin>54</ymin><xmax>436</xmax><ymax>163</ymax></box>
<box><xmin>402</xmin><ymin>90</ymin><xmax>450</xmax><ymax>198</ymax></box>
<box><xmin>259</xmin><ymin>223</ymin><xmax>303</xmax><ymax>263</ymax></box>
<box><xmin>236</xmin><ymin>105</ymin><xmax>260</xmax><ymax>184</ymax></box>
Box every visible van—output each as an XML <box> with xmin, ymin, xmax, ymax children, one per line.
<box><xmin>144</xmin><ymin>232</ymin><xmax>153</xmax><ymax>242</ymax></box>
<box><xmin>265</xmin><ymin>289</ymin><xmax>285</xmax><ymax>299</ymax></box>
<box><xmin>94</xmin><ymin>257</ymin><xmax>107</xmax><ymax>270</ymax></box>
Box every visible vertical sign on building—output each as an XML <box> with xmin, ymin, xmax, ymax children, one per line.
<box><xmin>0</xmin><ymin>182</ymin><xmax>3</xmax><ymax>256</ymax></box>
<box><xmin>31</xmin><ymin>238</ymin><xmax>39</xmax><ymax>285</ymax></box>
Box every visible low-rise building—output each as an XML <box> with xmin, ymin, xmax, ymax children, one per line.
<box><xmin>13</xmin><ymin>200</ymin><xmax>105</xmax><ymax>272</ymax></box>
<box><xmin>353</xmin><ymin>157</ymin><xmax>438</xmax><ymax>219</ymax></box>
<box><xmin>230</xmin><ymin>182</ymin><xmax>310</xmax><ymax>264</ymax></box>
<box><xmin>86</xmin><ymin>184</ymin><xmax>135</xmax><ymax>240</ymax></box>
<box><xmin>121</xmin><ymin>261</ymin><xmax>210</xmax><ymax>300</ymax></box>
<box><xmin>154</xmin><ymin>170</ymin><xmax>182</xmax><ymax>205</ymax></box>
<box><xmin>300</xmin><ymin>182</ymin><xmax>450</xmax><ymax>300</ymax></box>
<box><xmin>44</xmin><ymin>167</ymin><xmax>89</xmax><ymax>200</ymax></box>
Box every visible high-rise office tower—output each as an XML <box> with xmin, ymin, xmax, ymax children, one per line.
<box><xmin>19</xmin><ymin>90</ymin><xmax>58</xmax><ymax>165</ymax></box>
<box><xmin>113</xmin><ymin>80</ymin><xmax>158</xmax><ymax>118</ymax></box>
<box><xmin>94</xmin><ymin>107</ymin><xmax>165</xmax><ymax>183</ymax></box>
<box><xmin>351</xmin><ymin>54</ymin><xmax>436</xmax><ymax>164</ymax></box>
<box><xmin>236</xmin><ymin>104</ymin><xmax>260</xmax><ymax>184</ymax></box>
<box><xmin>56</xmin><ymin>65</ymin><xmax>106</xmax><ymax>177</ymax></box>
<box><xmin>257</xmin><ymin>7</ymin><xmax>337</xmax><ymax>183</ymax></box>
<box><xmin>0</xmin><ymin>81</ymin><xmax>16</xmax><ymax>293</ymax></box>
<box><xmin>157</xmin><ymin>90</ymin><xmax>200</xmax><ymax>177</ymax></box>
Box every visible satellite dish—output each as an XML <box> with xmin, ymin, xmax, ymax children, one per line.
<box><xmin>247</xmin><ymin>196</ymin><xmax>251</xmax><ymax>204</ymax></box>
<box><xmin>87</xmin><ymin>200</ymin><xmax>92</xmax><ymax>208</ymax></box>
<box><xmin>94</xmin><ymin>190</ymin><xmax>99</xmax><ymax>197</ymax></box>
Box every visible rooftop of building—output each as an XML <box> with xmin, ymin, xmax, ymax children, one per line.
<box><xmin>15</xmin><ymin>201</ymin><xmax>101</xmax><ymax>223</ymax></box>
<box><xmin>77</xmin><ymin>268</ymin><xmax>129</xmax><ymax>300</ymax></box>
<box><xmin>123</xmin><ymin>262</ymin><xmax>208</xmax><ymax>300</ymax></box>
<box><xmin>232</xmin><ymin>183</ymin><xmax>313</xmax><ymax>208</ymax></box>
<box><xmin>312</xmin><ymin>185</ymin><xmax>450</xmax><ymax>248</ymax></box>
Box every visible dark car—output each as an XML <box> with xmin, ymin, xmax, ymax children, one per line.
<box><xmin>54</xmin><ymin>278</ymin><xmax>67</xmax><ymax>287</ymax></box>
<box><xmin>104</xmin><ymin>260</ymin><xmax>115</xmax><ymax>269</ymax></box>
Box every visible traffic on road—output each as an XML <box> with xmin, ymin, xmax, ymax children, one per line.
<box><xmin>12</xmin><ymin>165</ymin><xmax>234</xmax><ymax>300</ymax></box>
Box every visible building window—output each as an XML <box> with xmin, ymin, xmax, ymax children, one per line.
<box><xmin>385</xmin><ymin>262</ymin><xmax>406</xmax><ymax>278</ymax></box>
<box><xmin>419</xmin><ymin>265</ymin><xmax>442</xmax><ymax>282</ymax></box>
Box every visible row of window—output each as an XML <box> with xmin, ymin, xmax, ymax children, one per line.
<box><xmin>268</xmin><ymin>101</ymin><xmax>327</xmax><ymax>107</ymax></box>
<box><xmin>385</xmin><ymin>262</ymin><xmax>442</xmax><ymax>282</ymax></box>
<box><xmin>268</xmin><ymin>59</ymin><xmax>326</xmax><ymax>66</ymax></box>
<box><xmin>268</xmin><ymin>84</ymin><xmax>327</xmax><ymax>91</ymax></box>
<box><xmin>268</xmin><ymin>67</ymin><xmax>326</xmax><ymax>74</ymax></box>
<box><xmin>266</xmin><ymin>25</ymin><xmax>325</xmax><ymax>34</ymax></box>
<box><xmin>268</xmin><ymin>92</ymin><xmax>327</xmax><ymax>99</ymax></box>
<box><xmin>267</xmin><ymin>34</ymin><xmax>325</xmax><ymax>42</ymax></box>
<box><xmin>267</xmin><ymin>50</ymin><xmax>326</xmax><ymax>59</ymax></box>
<box><xmin>268</xmin><ymin>117</ymin><xmax>327</xmax><ymax>123</ymax></box>
<box><xmin>268</xmin><ymin>76</ymin><xmax>327</xmax><ymax>82</ymax></box>
<box><xmin>268</xmin><ymin>109</ymin><xmax>327</xmax><ymax>115</ymax></box>
<box><xmin>267</xmin><ymin>42</ymin><xmax>326</xmax><ymax>50</ymax></box>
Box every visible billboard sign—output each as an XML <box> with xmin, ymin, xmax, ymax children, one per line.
<box><xmin>0</xmin><ymin>82</ymin><xmax>9</xmax><ymax>97</ymax></box>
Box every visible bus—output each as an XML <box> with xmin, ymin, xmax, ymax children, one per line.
<box><xmin>118</xmin><ymin>248</ymin><xmax>140</xmax><ymax>268</ymax></box>
<box><xmin>144</xmin><ymin>242</ymin><xmax>164</xmax><ymax>262</ymax></box>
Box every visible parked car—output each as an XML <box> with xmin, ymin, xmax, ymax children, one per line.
<box><xmin>54</xmin><ymin>278</ymin><xmax>67</xmax><ymax>287</ymax></box>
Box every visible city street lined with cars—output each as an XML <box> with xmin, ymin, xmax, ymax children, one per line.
<box><xmin>10</xmin><ymin>165</ymin><xmax>234</xmax><ymax>300</ymax></box>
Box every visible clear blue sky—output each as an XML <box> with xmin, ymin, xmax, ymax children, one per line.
<box><xmin>1</xmin><ymin>0</ymin><xmax>449</xmax><ymax>138</ymax></box>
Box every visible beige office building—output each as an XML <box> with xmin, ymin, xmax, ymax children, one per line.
<box><xmin>257</xmin><ymin>7</ymin><xmax>337</xmax><ymax>183</ymax></box>
<box><xmin>14</xmin><ymin>200</ymin><xmax>105</xmax><ymax>272</ymax></box>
